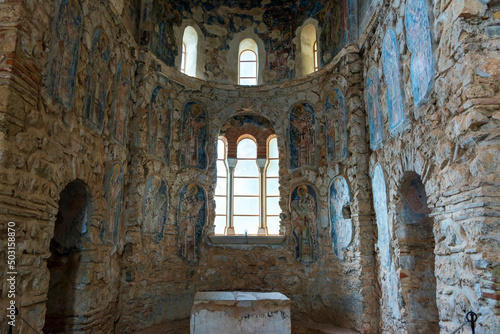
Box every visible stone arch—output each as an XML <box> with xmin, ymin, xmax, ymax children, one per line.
<box><xmin>44</xmin><ymin>179</ymin><xmax>92</xmax><ymax>332</ymax></box>
<box><xmin>396</xmin><ymin>171</ymin><xmax>439</xmax><ymax>333</ymax></box>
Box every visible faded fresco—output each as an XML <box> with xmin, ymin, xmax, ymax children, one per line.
<box><xmin>367</xmin><ymin>68</ymin><xmax>384</xmax><ymax>150</ymax></box>
<box><xmin>325</xmin><ymin>89</ymin><xmax>348</xmax><ymax>162</ymax></box>
<box><xmin>148</xmin><ymin>86</ymin><xmax>172</xmax><ymax>162</ymax></box>
<box><xmin>101</xmin><ymin>162</ymin><xmax>124</xmax><ymax>245</ymax></box>
<box><xmin>138</xmin><ymin>0</ymin><xmax>354</xmax><ymax>82</ymax></box>
<box><xmin>48</xmin><ymin>0</ymin><xmax>82</xmax><ymax>108</ymax></box>
<box><xmin>290</xmin><ymin>184</ymin><xmax>318</xmax><ymax>264</ymax></box>
<box><xmin>329</xmin><ymin>176</ymin><xmax>352</xmax><ymax>261</ymax></box>
<box><xmin>52</xmin><ymin>181</ymin><xmax>90</xmax><ymax>254</ymax></box>
<box><xmin>110</xmin><ymin>61</ymin><xmax>131</xmax><ymax>145</ymax></box>
<box><xmin>142</xmin><ymin>176</ymin><xmax>168</xmax><ymax>242</ymax></box>
<box><xmin>372</xmin><ymin>164</ymin><xmax>390</xmax><ymax>269</ymax></box>
<box><xmin>177</xmin><ymin>183</ymin><xmax>206</xmax><ymax>262</ymax></box>
<box><xmin>84</xmin><ymin>30</ymin><xmax>110</xmax><ymax>131</ymax></box>
<box><xmin>405</xmin><ymin>0</ymin><xmax>434</xmax><ymax>105</ymax></box>
<box><xmin>289</xmin><ymin>103</ymin><xmax>316</xmax><ymax>170</ymax></box>
<box><xmin>402</xmin><ymin>174</ymin><xmax>431</xmax><ymax>224</ymax></box>
<box><xmin>382</xmin><ymin>29</ymin><xmax>405</xmax><ymax>135</ymax></box>
<box><xmin>358</xmin><ymin>0</ymin><xmax>381</xmax><ymax>36</ymax></box>
<box><xmin>139</xmin><ymin>0</ymin><xmax>180</xmax><ymax>66</ymax></box>
<box><xmin>181</xmin><ymin>102</ymin><xmax>207</xmax><ymax>169</ymax></box>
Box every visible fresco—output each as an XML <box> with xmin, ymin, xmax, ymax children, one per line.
<box><xmin>358</xmin><ymin>0</ymin><xmax>381</xmax><ymax>36</ymax></box>
<box><xmin>372</xmin><ymin>164</ymin><xmax>390</xmax><ymax>268</ymax></box>
<box><xmin>148</xmin><ymin>86</ymin><xmax>172</xmax><ymax>162</ymax></box>
<box><xmin>142</xmin><ymin>176</ymin><xmax>168</xmax><ymax>242</ymax></box>
<box><xmin>405</xmin><ymin>0</ymin><xmax>434</xmax><ymax>105</ymax></box>
<box><xmin>290</xmin><ymin>184</ymin><xmax>318</xmax><ymax>264</ymax></box>
<box><xmin>101</xmin><ymin>162</ymin><xmax>124</xmax><ymax>245</ymax></box>
<box><xmin>367</xmin><ymin>68</ymin><xmax>384</xmax><ymax>150</ymax></box>
<box><xmin>329</xmin><ymin>176</ymin><xmax>352</xmax><ymax>261</ymax></box>
<box><xmin>181</xmin><ymin>102</ymin><xmax>207</xmax><ymax>169</ymax></box>
<box><xmin>177</xmin><ymin>183</ymin><xmax>206</xmax><ymax>262</ymax></box>
<box><xmin>325</xmin><ymin>89</ymin><xmax>348</xmax><ymax>162</ymax></box>
<box><xmin>289</xmin><ymin>103</ymin><xmax>316</xmax><ymax>170</ymax></box>
<box><xmin>139</xmin><ymin>0</ymin><xmax>180</xmax><ymax>66</ymax></box>
<box><xmin>84</xmin><ymin>30</ymin><xmax>110</xmax><ymax>131</ymax></box>
<box><xmin>402</xmin><ymin>174</ymin><xmax>431</xmax><ymax>224</ymax></box>
<box><xmin>48</xmin><ymin>0</ymin><xmax>82</xmax><ymax>109</ymax></box>
<box><xmin>347</xmin><ymin>0</ymin><xmax>358</xmax><ymax>43</ymax></box>
<box><xmin>382</xmin><ymin>29</ymin><xmax>405</xmax><ymax>135</ymax></box>
<box><xmin>110</xmin><ymin>61</ymin><xmax>131</xmax><ymax>145</ymax></box>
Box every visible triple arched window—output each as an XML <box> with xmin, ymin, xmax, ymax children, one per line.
<box><xmin>215</xmin><ymin>136</ymin><xmax>280</xmax><ymax>235</ymax></box>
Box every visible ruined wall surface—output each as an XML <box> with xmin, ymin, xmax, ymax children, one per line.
<box><xmin>139</xmin><ymin>0</ymin><xmax>356</xmax><ymax>84</ymax></box>
<box><xmin>118</xmin><ymin>47</ymin><xmax>378</xmax><ymax>333</ymax></box>
<box><xmin>0</xmin><ymin>0</ymin><xmax>138</xmax><ymax>332</ymax></box>
<box><xmin>362</xmin><ymin>0</ymin><xmax>500</xmax><ymax>332</ymax></box>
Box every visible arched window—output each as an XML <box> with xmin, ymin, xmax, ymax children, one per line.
<box><xmin>181</xmin><ymin>26</ymin><xmax>198</xmax><ymax>77</ymax></box>
<box><xmin>214</xmin><ymin>135</ymin><xmax>280</xmax><ymax>235</ymax></box>
<box><xmin>301</xmin><ymin>24</ymin><xmax>318</xmax><ymax>75</ymax></box>
<box><xmin>238</xmin><ymin>38</ymin><xmax>258</xmax><ymax>85</ymax></box>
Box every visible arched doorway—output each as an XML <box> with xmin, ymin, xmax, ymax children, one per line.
<box><xmin>398</xmin><ymin>173</ymin><xmax>439</xmax><ymax>333</ymax></box>
<box><xmin>44</xmin><ymin>180</ymin><xmax>92</xmax><ymax>333</ymax></box>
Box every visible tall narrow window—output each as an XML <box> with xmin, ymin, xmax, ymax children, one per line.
<box><xmin>238</xmin><ymin>38</ymin><xmax>258</xmax><ymax>85</ymax></box>
<box><xmin>180</xmin><ymin>43</ymin><xmax>186</xmax><ymax>73</ymax></box>
<box><xmin>181</xmin><ymin>26</ymin><xmax>198</xmax><ymax>77</ymax></box>
<box><xmin>233</xmin><ymin>138</ymin><xmax>259</xmax><ymax>234</ymax></box>
<box><xmin>214</xmin><ymin>138</ymin><xmax>228</xmax><ymax>235</ymax></box>
<box><xmin>266</xmin><ymin>137</ymin><xmax>280</xmax><ymax>234</ymax></box>
<box><xmin>301</xmin><ymin>24</ymin><xmax>318</xmax><ymax>75</ymax></box>
<box><xmin>313</xmin><ymin>41</ymin><xmax>318</xmax><ymax>72</ymax></box>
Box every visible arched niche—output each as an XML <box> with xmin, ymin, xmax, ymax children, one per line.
<box><xmin>397</xmin><ymin>172</ymin><xmax>439</xmax><ymax>333</ymax></box>
<box><xmin>44</xmin><ymin>180</ymin><xmax>92</xmax><ymax>332</ymax></box>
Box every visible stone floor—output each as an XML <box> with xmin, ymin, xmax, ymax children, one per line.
<box><xmin>132</xmin><ymin>319</ymin><xmax>359</xmax><ymax>334</ymax></box>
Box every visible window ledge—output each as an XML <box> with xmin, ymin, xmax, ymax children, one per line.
<box><xmin>208</xmin><ymin>235</ymin><xmax>286</xmax><ymax>245</ymax></box>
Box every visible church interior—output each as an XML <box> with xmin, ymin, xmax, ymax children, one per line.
<box><xmin>0</xmin><ymin>0</ymin><xmax>499</xmax><ymax>333</ymax></box>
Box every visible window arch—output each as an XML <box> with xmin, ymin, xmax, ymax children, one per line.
<box><xmin>181</xmin><ymin>26</ymin><xmax>198</xmax><ymax>77</ymax></box>
<box><xmin>301</xmin><ymin>24</ymin><xmax>318</xmax><ymax>75</ymax></box>
<box><xmin>214</xmin><ymin>134</ymin><xmax>280</xmax><ymax>235</ymax></box>
<box><xmin>238</xmin><ymin>38</ymin><xmax>258</xmax><ymax>85</ymax></box>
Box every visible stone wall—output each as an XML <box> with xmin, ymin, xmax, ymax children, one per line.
<box><xmin>361</xmin><ymin>0</ymin><xmax>500</xmax><ymax>332</ymax></box>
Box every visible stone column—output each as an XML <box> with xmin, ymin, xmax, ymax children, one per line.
<box><xmin>256</xmin><ymin>158</ymin><xmax>267</xmax><ymax>235</ymax></box>
<box><xmin>225</xmin><ymin>157</ymin><xmax>237</xmax><ymax>235</ymax></box>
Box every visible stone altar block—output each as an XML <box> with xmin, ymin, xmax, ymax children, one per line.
<box><xmin>190</xmin><ymin>291</ymin><xmax>291</xmax><ymax>334</ymax></box>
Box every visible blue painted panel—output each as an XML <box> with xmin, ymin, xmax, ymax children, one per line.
<box><xmin>405</xmin><ymin>0</ymin><xmax>434</xmax><ymax>105</ymax></box>
<box><xmin>367</xmin><ymin>68</ymin><xmax>384</xmax><ymax>150</ymax></box>
<box><xmin>372</xmin><ymin>164</ymin><xmax>390</xmax><ymax>268</ymax></box>
<box><xmin>325</xmin><ymin>89</ymin><xmax>348</xmax><ymax>162</ymax></box>
<box><xmin>382</xmin><ymin>29</ymin><xmax>405</xmax><ymax>135</ymax></box>
<box><xmin>329</xmin><ymin>176</ymin><xmax>352</xmax><ymax>261</ymax></box>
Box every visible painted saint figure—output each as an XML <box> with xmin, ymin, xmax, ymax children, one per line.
<box><xmin>111</xmin><ymin>62</ymin><xmax>131</xmax><ymax>144</ymax></box>
<box><xmin>325</xmin><ymin>89</ymin><xmax>348</xmax><ymax>161</ymax></box>
<box><xmin>48</xmin><ymin>0</ymin><xmax>82</xmax><ymax>108</ymax></box>
<box><xmin>289</xmin><ymin>103</ymin><xmax>316</xmax><ymax>170</ymax></box>
<box><xmin>181</xmin><ymin>103</ymin><xmax>207</xmax><ymax>169</ymax></box>
<box><xmin>177</xmin><ymin>183</ymin><xmax>206</xmax><ymax>262</ymax></box>
<box><xmin>382</xmin><ymin>29</ymin><xmax>405</xmax><ymax>135</ymax></box>
<box><xmin>148</xmin><ymin>86</ymin><xmax>171</xmax><ymax>162</ymax></box>
<box><xmin>142</xmin><ymin>176</ymin><xmax>168</xmax><ymax>242</ymax></box>
<box><xmin>290</xmin><ymin>185</ymin><xmax>318</xmax><ymax>263</ymax></box>
<box><xmin>329</xmin><ymin>176</ymin><xmax>352</xmax><ymax>261</ymax></box>
<box><xmin>367</xmin><ymin>68</ymin><xmax>384</xmax><ymax>150</ymax></box>
<box><xmin>405</xmin><ymin>0</ymin><xmax>434</xmax><ymax>105</ymax></box>
<box><xmin>102</xmin><ymin>162</ymin><xmax>124</xmax><ymax>245</ymax></box>
<box><xmin>85</xmin><ymin>30</ymin><xmax>110</xmax><ymax>131</ymax></box>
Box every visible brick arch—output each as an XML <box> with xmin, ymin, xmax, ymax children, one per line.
<box><xmin>219</xmin><ymin>114</ymin><xmax>275</xmax><ymax>159</ymax></box>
